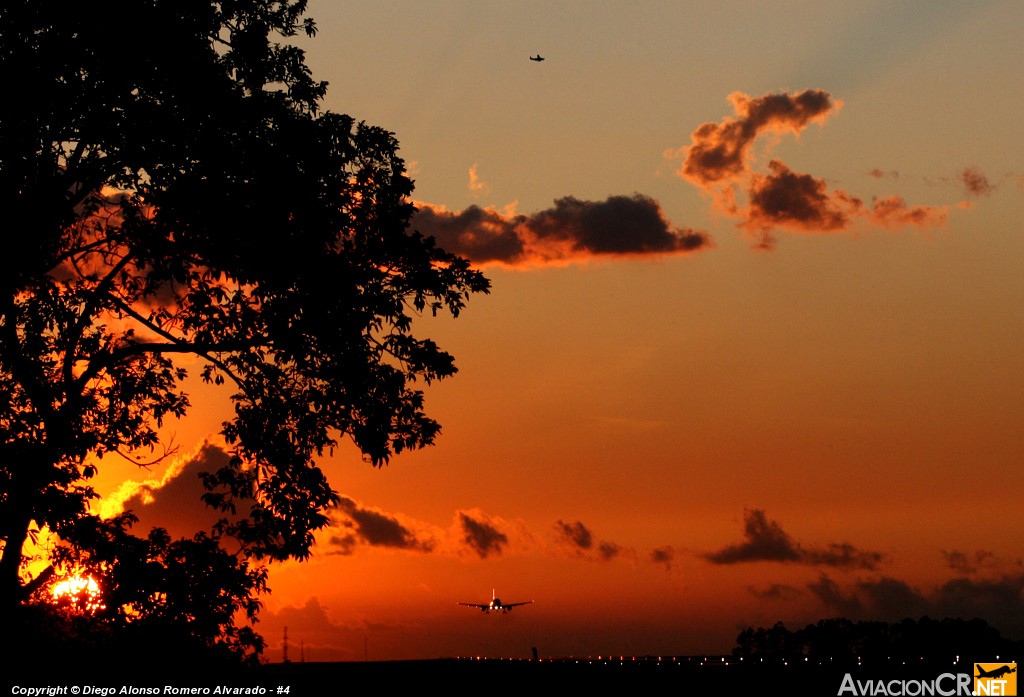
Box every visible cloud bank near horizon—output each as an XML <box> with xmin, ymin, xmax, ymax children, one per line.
<box><xmin>807</xmin><ymin>571</ymin><xmax>1024</xmax><ymax>637</ymax></box>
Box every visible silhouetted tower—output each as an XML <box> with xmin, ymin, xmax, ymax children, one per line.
<box><xmin>283</xmin><ymin>626</ymin><xmax>291</xmax><ymax>664</ymax></box>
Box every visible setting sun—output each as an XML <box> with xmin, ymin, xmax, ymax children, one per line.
<box><xmin>50</xmin><ymin>574</ymin><xmax>106</xmax><ymax>615</ymax></box>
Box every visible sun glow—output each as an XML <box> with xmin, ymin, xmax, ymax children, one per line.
<box><xmin>50</xmin><ymin>574</ymin><xmax>107</xmax><ymax>614</ymax></box>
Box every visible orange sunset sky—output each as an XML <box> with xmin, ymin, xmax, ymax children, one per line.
<box><xmin>88</xmin><ymin>0</ymin><xmax>1023</xmax><ymax>661</ymax></box>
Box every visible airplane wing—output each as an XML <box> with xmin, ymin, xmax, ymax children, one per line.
<box><xmin>458</xmin><ymin>602</ymin><xmax>488</xmax><ymax>608</ymax></box>
<box><xmin>504</xmin><ymin>600</ymin><xmax>534</xmax><ymax>608</ymax></box>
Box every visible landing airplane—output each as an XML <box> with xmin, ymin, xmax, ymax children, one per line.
<box><xmin>459</xmin><ymin>589</ymin><xmax>533</xmax><ymax>614</ymax></box>
<box><xmin>529</xmin><ymin>54</ymin><xmax>544</xmax><ymax>62</ymax></box>
<box><xmin>976</xmin><ymin>664</ymin><xmax>1017</xmax><ymax>679</ymax></box>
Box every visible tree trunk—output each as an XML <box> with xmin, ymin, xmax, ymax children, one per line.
<box><xmin>0</xmin><ymin>504</ymin><xmax>31</xmax><ymax>614</ymax></box>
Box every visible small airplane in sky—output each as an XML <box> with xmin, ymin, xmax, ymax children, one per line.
<box><xmin>529</xmin><ymin>54</ymin><xmax>545</xmax><ymax>62</ymax></box>
<box><xmin>459</xmin><ymin>589</ymin><xmax>533</xmax><ymax>614</ymax></box>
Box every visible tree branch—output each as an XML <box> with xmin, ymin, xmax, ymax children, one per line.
<box><xmin>114</xmin><ymin>440</ymin><xmax>179</xmax><ymax>469</ymax></box>
<box><xmin>62</xmin><ymin>248</ymin><xmax>139</xmax><ymax>387</ymax></box>
<box><xmin>74</xmin><ymin>293</ymin><xmax>253</xmax><ymax>394</ymax></box>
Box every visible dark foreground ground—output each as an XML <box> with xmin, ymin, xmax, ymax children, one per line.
<box><xmin>10</xmin><ymin>655</ymin><xmax>1014</xmax><ymax>695</ymax></box>
<box><xmin>262</xmin><ymin>657</ymin><xmax>847</xmax><ymax>692</ymax></box>
<box><xmin>256</xmin><ymin>657</ymin><xmax>997</xmax><ymax>694</ymax></box>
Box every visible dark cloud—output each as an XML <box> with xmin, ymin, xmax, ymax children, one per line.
<box><xmin>856</xmin><ymin>576</ymin><xmax>931</xmax><ymax>619</ymax></box>
<box><xmin>257</xmin><ymin>597</ymin><xmax>351</xmax><ymax>662</ymax></box>
<box><xmin>944</xmin><ymin>549</ymin><xmax>997</xmax><ymax>575</ymax></box>
<box><xmin>807</xmin><ymin>572</ymin><xmax>1024</xmax><ymax>636</ymax></box>
<box><xmin>705</xmin><ymin>509</ymin><xmax>883</xmax><ymax>570</ymax></box>
<box><xmin>743</xmin><ymin>169</ymin><xmax>948</xmax><ymax>247</ymax></box>
<box><xmin>650</xmin><ymin>546</ymin><xmax>675</xmax><ymax>571</ymax></box>
<box><xmin>412</xmin><ymin>194</ymin><xmax>710</xmax><ymax>266</ymax></box>
<box><xmin>459</xmin><ymin>511</ymin><xmax>508</xmax><ymax>559</ymax></box>
<box><xmin>258</xmin><ymin>597</ymin><xmax>407</xmax><ymax>663</ymax></box>
<box><xmin>529</xmin><ymin>195</ymin><xmax>709</xmax><ymax>255</ymax></box>
<box><xmin>705</xmin><ymin>508</ymin><xmax>801</xmax><ymax>564</ymax></box>
<box><xmin>598</xmin><ymin>541</ymin><xmax>624</xmax><ymax>561</ymax></box>
<box><xmin>412</xmin><ymin>204</ymin><xmax>524</xmax><ymax>264</ymax></box>
<box><xmin>328</xmin><ymin>497</ymin><xmax>434</xmax><ymax>555</ymax></box>
<box><xmin>933</xmin><ymin>575</ymin><xmax>1024</xmax><ymax>636</ymax></box>
<box><xmin>744</xmin><ymin>162</ymin><xmax>948</xmax><ymax>243</ymax></box>
<box><xmin>960</xmin><ymin>166</ymin><xmax>995</xmax><ymax>197</ymax></box>
<box><xmin>681</xmin><ymin>90</ymin><xmax>839</xmax><ymax>187</ymax></box>
<box><xmin>554</xmin><ymin>520</ymin><xmax>593</xmax><ymax>550</ymax></box>
<box><xmin>263</xmin><ymin>597</ymin><xmax>347</xmax><ymax>633</ymax></box>
<box><xmin>804</xmin><ymin>544</ymin><xmax>885</xmax><ymax>570</ymax></box>
<box><xmin>746</xmin><ymin>160</ymin><xmax>858</xmax><ymax>233</ymax></box>
<box><xmin>807</xmin><ymin>574</ymin><xmax>864</xmax><ymax>617</ymax></box>
<box><xmin>118</xmin><ymin>441</ymin><xmax>237</xmax><ymax>538</ymax></box>
<box><xmin>748</xmin><ymin>583</ymin><xmax>802</xmax><ymax>601</ymax></box>
<box><xmin>553</xmin><ymin>519</ymin><xmax>630</xmax><ymax>562</ymax></box>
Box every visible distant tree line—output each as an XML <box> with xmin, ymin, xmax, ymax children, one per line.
<box><xmin>733</xmin><ymin>617</ymin><xmax>1021</xmax><ymax>665</ymax></box>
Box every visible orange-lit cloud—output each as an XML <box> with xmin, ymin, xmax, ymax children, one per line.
<box><xmin>670</xmin><ymin>90</ymin><xmax>952</xmax><ymax>245</ymax></box>
<box><xmin>679</xmin><ymin>89</ymin><xmax>839</xmax><ymax>188</ymax></box>
<box><xmin>866</xmin><ymin>195</ymin><xmax>949</xmax><ymax>229</ymax></box>
<box><xmin>468</xmin><ymin>163</ymin><xmax>490</xmax><ymax>195</ymax></box>
<box><xmin>328</xmin><ymin>497</ymin><xmax>436</xmax><ymax>555</ymax></box>
<box><xmin>704</xmin><ymin>509</ymin><xmax>884</xmax><ymax>570</ymax></box>
<box><xmin>412</xmin><ymin>194</ymin><xmax>710</xmax><ymax>267</ymax></box>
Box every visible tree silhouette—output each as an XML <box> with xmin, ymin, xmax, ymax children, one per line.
<box><xmin>733</xmin><ymin>617</ymin><xmax>1018</xmax><ymax>665</ymax></box>
<box><xmin>0</xmin><ymin>0</ymin><xmax>487</xmax><ymax>660</ymax></box>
